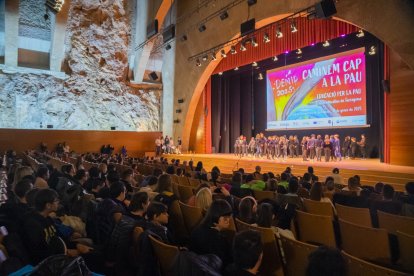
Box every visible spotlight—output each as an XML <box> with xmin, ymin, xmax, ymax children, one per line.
<box><xmin>368</xmin><ymin>46</ymin><xmax>376</xmax><ymax>55</ymax></box>
<box><xmin>198</xmin><ymin>24</ymin><xmax>206</xmax><ymax>32</ymax></box>
<box><xmin>149</xmin><ymin>71</ymin><xmax>158</xmax><ymax>81</ymax></box>
<box><xmin>272</xmin><ymin>56</ymin><xmax>278</xmax><ymax>61</ymax></box>
<box><xmin>221</xmin><ymin>50</ymin><xmax>227</xmax><ymax>58</ymax></box>
<box><xmin>356</xmin><ymin>29</ymin><xmax>365</xmax><ymax>38</ymax></box>
<box><xmin>202</xmin><ymin>55</ymin><xmax>208</xmax><ymax>61</ymax></box>
<box><xmin>290</xmin><ymin>22</ymin><xmax>298</xmax><ymax>33</ymax></box>
<box><xmin>251</xmin><ymin>38</ymin><xmax>258</xmax><ymax>47</ymax></box>
<box><xmin>322</xmin><ymin>40</ymin><xmax>330</xmax><ymax>47</ymax></box>
<box><xmin>196</xmin><ymin>59</ymin><xmax>201</xmax><ymax>66</ymax></box>
<box><xmin>46</xmin><ymin>0</ymin><xmax>65</xmax><ymax>13</ymax></box>
<box><xmin>230</xmin><ymin>46</ymin><xmax>237</xmax><ymax>54</ymax></box>
<box><xmin>257</xmin><ymin>73</ymin><xmax>264</xmax><ymax>80</ymax></box>
<box><xmin>240</xmin><ymin>43</ymin><xmax>247</xmax><ymax>51</ymax></box>
<box><xmin>176</xmin><ymin>109</ymin><xmax>182</xmax><ymax>113</ymax></box>
<box><xmin>165</xmin><ymin>44</ymin><xmax>171</xmax><ymax>50</ymax></box>
<box><xmin>180</xmin><ymin>35</ymin><xmax>188</xmax><ymax>41</ymax></box>
<box><xmin>276</xmin><ymin>26</ymin><xmax>283</xmax><ymax>38</ymax></box>
<box><xmin>218</xmin><ymin>72</ymin><xmax>223</xmax><ymax>75</ymax></box>
<box><xmin>263</xmin><ymin>33</ymin><xmax>270</xmax><ymax>43</ymax></box>
<box><xmin>252</xmin><ymin>61</ymin><xmax>258</xmax><ymax>67</ymax></box>
<box><xmin>220</xmin><ymin>11</ymin><xmax>229</xmax><ymax>20</ymax></box>
<box><xmin>296</xmin><ymin>48</ymin><xmax>302</xmax><ymax>55</ymax></box>
<box><xmin>211</xmin><ymin>53</ymin><xmax>217</xmax><ymax>61</ymax></box>
<box><xmin>234</xmin><ymin>67</ymin><xmax>239</xmax><ymax>71</ymax></box>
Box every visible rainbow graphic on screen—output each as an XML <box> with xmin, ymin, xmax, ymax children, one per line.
<box><xmin>266</xmin><ymin>48</ymin><xmax>367</xmax><ymax>130</ymax></box>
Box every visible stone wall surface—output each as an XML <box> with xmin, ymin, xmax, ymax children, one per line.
<box><xmin>0</xmin><ymin>0</ymin><xmax>160</xmax><ymax>131</ymax></box>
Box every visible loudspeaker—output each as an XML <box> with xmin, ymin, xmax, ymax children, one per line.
<box><xmin>382</xmin><ymin>80</ymin><xmax>390</xmax><ymax>93</ymax></box>
<box><xmin>47</xmin><ymin>124</ymin><xmax>53</xmax><ymax>129</ymax></box>
<box><xmin>241</xmin><ymin>18</ymin><xmax>255</xmax><ymax>36</ymax></box>
<box><xmin>178</xmin><ymin>98</ymin><xmax>184</xmax><ymax>104</ymax></box>
<box><xmin>110</xmin><ymin>126</ymin><xmax>116</xmax><ymax>130</ymax></box>
<box><xmin>163</xmin><ymin>24</ymin><xmax>175</xmax><ymax>43</ymax></box>
<box><xmin>147</xmin><ymin>19</ymin><xmax>158</xmax><ymax>39</ymax></box>
<box><xmin>173</xmin><ymin>119</ymin><xmax>180</xmax><ymax>124</ymax></box>
<box><xmin>247</xmin><ymin>0</ymin><xmax>257</xmax><ymax>6</ymax></box>
<box><xmin>315</xmin><ymin>0</ymin><xmax>337</xmax><ymax>19</ymax></box>
<box><xmin>220</xmin><ymin>11</ymin><xmax>229</xmax><ymax>20</ymax></box>
<box><xmin>149</xmin><ymin>71</ymin><xmax>158</xmax><ymax>81</ymax></box>
<box><xmin>198</xmin><ymin>24</ymin><xmax>206</xmax><ymax>32</ymax></box>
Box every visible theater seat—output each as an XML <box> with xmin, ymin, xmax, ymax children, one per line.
<box><xmin>377</xmin><ymin>211</ymin><xmax>414</xmax><ymax>235</ymax></box>
<box><xmin>295</xmin><ymin>210</ymin><xmax>336</xmax><ymax>247</ymax></box>
<box><xmin>396</xmin><ymin>231</ymin><xmax>414</xmax><ymax>274</ymax></box>
<box><xmin>149</xmin><ymin>235</ymin><xmax>180</xmax><ymax>275</ymax></box>
<box><xmin>336</xmin><ymin>203</ymin><xmax>372</xmax><ymax>227</ymax></box>
<box><xmin>303</xmin><ymin>198</ymin><xmax>335</xmax><ymax>218</ymax></box>
<box><xmin>179</xmin><ymin>201</ymin><xmax>203</xmax><ymax>233</ymax></box>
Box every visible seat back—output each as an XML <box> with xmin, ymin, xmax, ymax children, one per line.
<box><xmin>396</xmin><ymin>231</ymin><xmax>414</xmax><ymax>273</ymax></box>
<box><xmin>342</xmin><ymin>250</ymin><xmax>407</xmax><ymax>276</ymax></box>
<box><xmin>339</xmin><ymin>219</ymin><xmax>391</xmax><ymax>264</ymax></box>
<box><xmin>177</xmin><ymin>176</ymin><xmax>189</xmax><ymax>186</ymax></box>
<box><xmin>188</xmin><ymin>178</ymin><xmax>201</xmax><ymax>187</ymax></box>
<box><xmin>177</xmin><ymin>185</ymin><xmax>194</xmax><ymax>203</ymax></box>
<box><xmin>130</xmin><ymin>227</ymin><xmax>144</xmax><ymax>266</ymax></box>
<box><xmin>170</xmin><ymin>174</ymin><xmax>179</xmax><ymax>184</ymax></box>
<box><xmin>295</xmin><ymin>210</ymin><xmax>336</xmax><ymax>247</ymax></box>
<box><xmin>235</xmin><ymin>218</ymin><xmax>251</xmax><ymax>232</ymax></box>
<box><xmin>149</xmin><ymin>235</ymin><xmax>180</xmax><ymax>275</ymax></box>
<box><xmin>169</xmin><ymin>200</ymin><xmax>189</xmax><ymax>242</ymax></box>
<box><xmin>253</xmin><ymin>190</ymin><xmax>275</xmax><ymax>201</ymax></box>
<box><xmin>377</xmin><ymin>211</ymin><xmax>414</xmax><ymax>235</ymax></box>
<box><xmin>278</xmin><ymin>234</ymin><xmax>318</xmax><ymax>276</ymax></box>
<box><xmin>303</xmin><ymin>199</ymin><xmax>335</xmax><ymax>218</ymax></box>
<box><xmin>179</xmin><ymin>201</ymin><xmax>203</xmax><ymax>233</ymax></box>
<box><xmin>336</xmin><ymin>203</ymin><xmax>372</xmax><ymax>227</ymax></box>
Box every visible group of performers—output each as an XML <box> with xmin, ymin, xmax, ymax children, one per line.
<box><xmin>155</xmin><ymin>136</ymin><xmax>182</xmax><ymax>156</ymax></box>
<box><xmin>234</xmin><ymin>133</ymin><xmax>366</xmax><ymax>162</ymax></box>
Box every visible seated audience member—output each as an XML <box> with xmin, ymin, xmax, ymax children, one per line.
<box><xmin>88</xmin><ymin>178</ymin><xmax>106</xmax><ymax>199</ymax></box>
<box><xmin>190</xmin><ymin>199</ymin><xmax>234</xmax><ymax>269</ymax></box>
<box><xmin>230</xmin><ymin>172</ymin><xmax>252</xmax><ymax>198</ymax></box>
<box><xmin>306</xmin><ymin>246</ymin><xmax>347</xmax><ymax>276</ymax></box>
<box><xmin>310</xmin><ymin>182</ymin><xmax>336</xmax><ymax>214</ymax></box>
<box><xmin>401</xmin><ymin>182</ymin><xmax>414</xmax><ymax>217</ymax></box>
<box><xmin>12</xmin><ymin>166</ymin><xmax>34</xmax><ymax>190</ymax></box>
<box><xmin>34</xmin><ymin>166</ymin><xmax>49</xmax><ymax>189</ymax></box>
<box><xmin>0</xmin><ymin>179</ymin><xmax>33</xmax><ymax>232</ymax></box>
<box><xmin>55</xmin><ymin>164</ymin><xmax>81</xmax><ymax>210</ymax></box>
<box><xmin>241</xmin><ymin>174</ymin><xmax>266</xmax><ymax>191</ymax></box>
<box><xmin>127</xmin><ymin>192</ymin><xmax>149</xmax><ymax>224</ymax></box>
<box><xmin>254</xmin><ymin>203</ymin><xmax>295</xmax><ymax>240</ymax></box>
<box><xmin>120</xmin><ymin>168</ymin><xmax>135</xmax><ymax>194</ymax></box>
<box><xmin>307</xmin><ymin>166</ymin><xmax>318</xmax><ymax>183</ymax></box>
<box><xmin>225</xmin><ymin>230</ymin><xmax>263</xmax><ymax>276</ymax></box>
<box><xmin>265</xmin><ymin>178</ymin><xmax>278</xmax><ymax>192</ymax></box>
<box><xmin>277</xmin><ymin>177</ymin><xmax>303</xmax><ymax>209</ymax></box>
<box><xmin>165</xmin><ymin>165</ymin><xmax>175</xmax><ymax>175</ymax></box>
<box><xmin>333</xmin><ymin>177</ymin><xmax>368</xmax><ymax>208</ymax></box>
<box><xmin>341</xmin><ymin>176</ymin><xmax>362</xmax><ymax>195</ymax></box>
<box><xmin>370</xmin><ymin>184</ymin><xmax>402</xmax><ymax>227</ymax></box>
<box><xmin>238</xmin><ymin>196</ymin><xmax>257</xmax><ymax>224</ymax></box>
<box><xmin>253</xmin><ymin>166</ymin><xmax>262</xmax><ymax>180</ymax></box>
<box><xmin>153</xmin><ymin>174</ymin><xmax>178</xmax><ymax>208</ymax></box>
<box><xmin>301</xmin><ymin>173</ymin><xmax>313</xmax><ymax>191</ymax></box>
<box><xmin>329</xmin><ymin>168</ymin><xmax>345</xmax><ymax>186</ymax></box>
<box><xmin>278</xmin><ymin>172</ymin><xmax>289</xmax><ymax>189</ymax></box>
<box><xmin>74</xmin><ymin>169</ymin><xmax>88</xmax><ymax>187</ymax></box>
<box><xmin>369</xmin><ymin>182</ymin><xmax>385</xmax><ymax>201</ymax></box>
<box><xmin>195</xmin><ymin>187</ymin><xmax>213</xmax><ymax>214</ymax></box>
<box><xmin>138</xmin><ymin>202</ymin><xmax>173</xmax><ymax>276</ymax></box>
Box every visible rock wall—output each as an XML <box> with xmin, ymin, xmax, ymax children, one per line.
<box><xmin>0</xmin><ymin>0</ymin><xmax>160</xmax><ymax>131</ymax></box>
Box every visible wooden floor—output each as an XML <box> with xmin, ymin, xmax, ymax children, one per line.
<box><xmin>166</xmin><ymin>153</ymin><xmax>414</xmax><ymax>192</ymax></box>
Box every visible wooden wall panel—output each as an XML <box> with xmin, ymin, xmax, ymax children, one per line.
<box><xmin>390</xmin><ymin>51</ymin><xmax>414</xmax><ymax>166</ymax></box>
<box><xmin>0</xmin><ymin>129</ymin><xmax>161</xmax><ymax>156</ymax></box>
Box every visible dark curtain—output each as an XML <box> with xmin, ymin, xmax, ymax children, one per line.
<box><xmin>211</xmin><ymin>32</ymin><xmax>384</xmax><ymax>158</ymax></box>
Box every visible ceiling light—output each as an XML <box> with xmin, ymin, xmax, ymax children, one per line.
<box><xmin>296</xmin><ymin>48</ymin><xmax>302</xmax><ymax>55</ymax></box>
<box><xmin>252</xmin><ymin>61</ymin><xmax>258</xmax><ymax>67</ymax></box>
<box><xmin>221</xmin><ymin>50</ymin><xmax>227</xmax><ymax>58</ymax></box>
<box><xmin>356</xmin><ymin>29</ymin><xmax>365</xmax><ymax>38</ymax></box>
<box><xmin>322</xmin><ymin>40</ymin><xmax>330</xmax><ymax>47</ymax></box>
<box><xmin>231</xmin><ymin>46</ymin><xmax>237</xmax><ymax>54</ymax></box>
<box><xmin>196</xmin><ymin>59</ymin><xmax>201</xmax><ymax>66</ymax></box>
<box><xmin>290</xmin><ymin>22</ymin><xmax>298</xmax><ymax>33</ymax></box>
<box><xmin>263</xmin><ymin>33</ymin><xmax>270</xmax><ymax>43</ymax></box>
<box><xmin>368</xmin><ymin>46</ymin><xmax>376</xmax><ymax>55</ymax></box>
<box><xmin>251</xmin><ymin>38</ymin><xmax>258</xmax><ymax>47</ymax></box>
<box><xmin>220</xmin><ymin>11</ymin><xmax>229</xmax><ymax>20</ymax></box>
<box><xmin>240</xmin><ymin>42</ymin><xmax>247</xmax><ymax>51</ymax></box>
<box><xmin>202</xmin><ymin>55</ymin><xmax>208</xmax><ymax>61</ymax></box>
<box><xmin>272</xmin><ymin>56</ymin><xmax>278</xmax><ymax>61</ymax></box>
<box><xmin>198</xmin><ymin>24</ymin><xmax>206</xmax><ymax>32</ymax></box>
<box><xmin>218</xmin><ymin>72</ymin><xmax>223</xmax><ymax>75</ymax></box>
<box><xmin>276</xmin><ymin>26</ymin><xmax>283</xmax><ymax>38</ymax></box>
<box><xmin>234</xmin><ymin>67</ymin><xmax>239</xmax><ymax>71</ymax></box>
<box><xmin>258</xmin><ymin>73</ymin><xmax>264</xmax><ymax>80</ymax></box>
<box><xmin>211</xmin><ymin>53</ymin><xmax>217</xmax><ymax>61</ymax></box>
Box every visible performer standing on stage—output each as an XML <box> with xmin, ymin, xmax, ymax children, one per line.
<box><xmin>255</xmin><ymin>134</ymin><xmax>262</xmax><ymax>158</ymax></box>
<box><xmin>330</xmin><ymin>135</ymin><xmax>335</xmax><ymax>161</ymax></box>
<box><xmin>333</xmin><ymin>134</ymin><xmax>342</xmax><ymax>161</ymax></box>
<box><xmin>274</xmin><ymin>135</ymin><xmax>280</xmax><ymax>159</ymax></box>
<box><xmin>315</xmin><ymin>135</ymin><xmax>323</xmax><ymax>161</ymax></box>
<box><xmin>294</xmin><ymin>135</ymin><xmax>300</xmax><ymax>157</ymax></box>
<box><xmin>308</xmin><ymin>134</ymin><xmax>316</xmax><ymax>161</ymax></box>
<box><xmin>177</xmin><ymin>137</ymin><xmax>182</xmax><ymax>154</ymax></box>
<box><xmin>288</xmin><ymin>136</ymin><xmax>295</xmax><ymax>158</ymax></box>
<box><xmin>301</xmin><ymin>136</ymin><xmax>308</xmax><ymax>161</ymax></box>
<box><xmin>342</xmin><ymin>136</ymin><xmax>351</xmax><ymax>159</ymax></box>
<box><xmin>350</xmin><ymin>137</ymin><xmax>358</xmax><ymax>159</ymax></box>
<box><xmin>164</xmin><ymin>135</ymin><xmax>170</xmax><ymax>154</ymax></box>
<box><xmin>248</xmin><ymin>137</ymin><xmax>256</xmax><ymax>156</ymax></box>
<box><xmin>155</xmin><ymin>136</ymin><xmax>162</xmax><ymax>157</ymax></box>
<box><xmin>280</xmin><ymin>136</ymin><xmax>288</xmax><ymax>161</ymax></box>
<box><xmin>323</xmin><ymin>135</ymin><xmax>332</xmax><ymax>162</ymax></box>
<box><xmin>234</xmin><ymin>136</ymin><xmax>240</xmax><ymax>156</ymax></box>
<box><xmin>358</xmin><ymin>134</ymin><xmax>367</xmax><ymax>159</ymax></box>
<box><xmin>241</xmin><ymin>136</ymin><xmax>248</xmax><ymax>157</ymax></box>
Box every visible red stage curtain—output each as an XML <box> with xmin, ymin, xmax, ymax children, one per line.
<box><xmin>213</xmin><ymin>17</ymin><xmax>358</xmax><ymax>74</ymax></box>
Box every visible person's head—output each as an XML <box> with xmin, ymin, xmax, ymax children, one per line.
<box><xmin>211</xmin><ymin>170</ymin><xmax>220</xmax><ymax>183</ymax></box>
<box><xmin>308</xmin><ymin>166</ymin><xmax>314</xmax><ymax>175</ymax></box>
<box><xmin>281</xmin><ymin>172</ymin><xmax>289</xmax><ymax>182</ymax></box>
<box><xmin>325</xmin><ymin>179</ymin><xmax>335</xmax><ymax>191</ymax></box>
<box><xmin>13</xmin><ymin>166</ymin><xmax>34</xmax><ymax>186</ymax></box>
<box><xmin>62</xmin><ymin>164</ymin><xmax>75</xmax><ymax>176</ymax></box>
<box><xmin>288</xmin><ymin>177</ymin><xmax>299</xmax><ymax>194</ymax></box>
<box><xmin>89</xmin><ymin>166</ymin><xmax>100</xmax><ymax>178</ymax></box>
<box><xmin>268</xmin><ymin>172</ymin><xmax>275</xmax><ymax>179</ymax></box>
<box><xmin>347</xmin><ymin>177</ymin><xmax>359</xmax><ymax>190</ymax></box>
<box><xmin>129</xmin><ymin>192</ymin><xmax>149</xmax><ymax>213</ymax></box>
<box><xmin>232</xmin><ymin>172</ymin><xmax>243</xmax><ymax>185</ymax></box>
<box><xmin>266</xmin><ymin>179</ymin><xmax>277</xmax><ymax>191</ymax></box>
<box><xmin>166</xmin><ymin>165</ymin><xmax>175</xmax><ymax>175</ymax></box>
<box><xmin>353</xmin><ymin>175</ymin><xmax>361</xmax><ymax>186</ymax></box>
<box><xmin>303</xmin><ymin>173</ymin><xmax>312</xmax><ymax>183</ymax></box>
<box><xmin>309</xmin><ymin>182</ymin><xmax>323</xmax><ymax>201</ymax></box>
<box><xmin>256</xmin><ymin>203</ymin><xmax>274</xmax><ymax>228</ymax></box>
<box><xmin>107</xmin><ymin>170</ymin><xmax>120</xmax><ymax>184</ymax></box>
<box><xmin>152</xmin><ymin>168</ymin><xmax>163</xmax><ymax>177</ymax></box>
<box><xmin>14</xmin><ymin>179</ymin><xmax>33</xmax><ymax>202</ymax></box>
<box><xmin>74</xmin><ymin>169</ymin><xmax>88</xmax><ymax>183</ymax></box>
<box><xmin>195</xmin><ymin>187</ymin><xmax>213</xmax><ymax>212</ymax></box>
<box><xmin>91</xmin><ymin>178</ymin><xmax>105</xmax><ymax>192</ymax></box>
<box><xmin>26</xmin><ymin>188</ymin><xmax>39</xmax><ymax>208</ymax></box>
<box><xmin>405</xmin><ymin>182</ymin><xmax>414</xmax><ymax>195</ymax></box>
<box><xmin>109</xmin><ymin>181</ymin><xmax>126</xmax><ymax>201</ymax></box>
<box><xmin>121</xmin><ymin>168</ymin><xmax>134</xmax><ymax>182</ymax></box>
<box><xmin>262</xmin><ymin>173</ymin><xmax>269</xmax><ymax>183</ymax></box>
<box><xmin>255</xmin><ymin>166</ymin><xmax>261</xmax><ymax>173</ymax></box>
<box><xmin>201</xmin><ymin>199</ymin><xmax>233</xmax><ymax>230</ymax></box>
<box><xmin>232</xmin><ymin>230</ymin><xmax>263</xmax><ymax>272</ymax></box>
<box><xmin>374</xmin><ymin>182</ymin><xmax>384</xmax><ymax>194</ymax></box>
<box><xmin>34</xmin><ymin>188</ymin><xmax>59</xmax><ymax>214</ymax></box>
<box><xmin>245</xmin><ymin>174</ymin><xmax>254</xmax><ymax>183</ymax></box>
<box><xmin>36</xmin><ymin>166</ymin><xmax>49</xmax><ymax>180</ymax></box>
<box><xmin>211</xmin><ymin>166</ymin><xmax>221</xmax><ymax>175</ymax></box>
<box><xmin>306</xmin><ymin>246</ymin><xmax>347</xmax><ymax>276</ymax></box>
<box><xmin>98</xmin><ymin>163</ymin><xmax>108</xmax><ymax>174</ymax></box>
<box><xmin>238</xmin><ymin>168</ymin><xmax>245</xmax><ymax>175</ymax></box>
<box><xmin>176</xmin><ymin>167</ymin><xmax>183</xmax><ymax>176</ymax></box>
<box><xmin>156</xmin><ymin>174</ymin><xmax>172</xmax><ymax>193</ymax></box>
<box><xmin>146</xmin><ymin>202</ymin><xmax>169</xmax><ymax>225</ymax></box>
<box><xmin>239</xmin><ymin>196</ymin><xmax>258</xmax><ymax>224</ymax></box>
<box><xmin>332</xmin><ymin>168</ymin><xmax>339</xmax><ymax>174</ymax></box>
<box><xmin>196</xmin><ymin>161</ymin><xmax>203</xmax><ymax>171</ymax></box>
<box><xmin>383</xmin><ymin>184</ymin><xmax>394</xmax><ymax>200</ymax></box>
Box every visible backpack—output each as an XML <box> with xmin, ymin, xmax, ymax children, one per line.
<box><xmin>172</xmin><ymin>251</ymin><xmax>222</xmax><ymax>276</ymax></box>
<box><xmin>106</xmin><ymin>215</ymin><xmax>136</xmax><ymax>262</ymax></box>
<box><xmin>277</xmin><ymin>203</ymin><xmax>297</xmax><ymax>230</ymax></box>
<box><xmin>30</xmin><ymin>254</ymin><xmax>91</xmax><ymax>276</ymax></box>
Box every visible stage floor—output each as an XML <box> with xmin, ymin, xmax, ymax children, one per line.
<box><xmin>166</xmin><ymin>153</ymin><xmax>414</xmax><ymax>192</ymax></box>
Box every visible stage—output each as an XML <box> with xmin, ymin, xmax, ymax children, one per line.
<box><xmin>165</xmin><ymin>153</ymin><xmax>414</xmax><ymax>192</ymax></box>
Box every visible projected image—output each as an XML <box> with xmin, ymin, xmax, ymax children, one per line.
<box><xmin>266</xmin><ymin>49</ymin><xmax>366</xmax><ymax>130</ymax></box>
